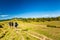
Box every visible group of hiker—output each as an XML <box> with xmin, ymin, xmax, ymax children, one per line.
<box><xmin>0</xmin><ymin>22</ymin><xmax>18</xmax><ymax>28</ymax></box>
<box><xmin>9</xmin><ymin>22</ymin><xmax>18</xmax><ymax>28</ymax></box>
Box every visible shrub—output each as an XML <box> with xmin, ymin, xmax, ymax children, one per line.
<box><xmin>0</xmin><ymin>25</ymin><xmax>3</xmax><ymax>28</ymax></box>
<box><xmin>22</xmin><ymin>29</ymin><xmax>28</xmax><ymax>31</ymax></box>
<box><xmin>47</xmin><ymin>25</ymin><xmax>56</xmax><ymax>28</ymax></box>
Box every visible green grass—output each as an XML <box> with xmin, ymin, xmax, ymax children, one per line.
<box><xmin>30</xmin><ymin>21</ymin><xmax>60</xmax><ymax>40</ymax></box>
<box><xmin>0</xmin><ymin>20</ymin><xmax>60</xmax><ymax>40</ymax></box>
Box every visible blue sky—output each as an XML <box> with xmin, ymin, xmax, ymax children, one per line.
<box><xmin>0</xmin><ymin>0</ymin><xmax>60</xmax><ymax>19</ymax></box>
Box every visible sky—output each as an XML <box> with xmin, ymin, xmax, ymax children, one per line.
<box><xmin>0</xmin><ymin>0</ymin><xmax>60</xmax><ymax>19</ymax></box>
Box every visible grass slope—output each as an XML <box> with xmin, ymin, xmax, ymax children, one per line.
<box><xmin>0</xmin><ymin>19</ymin><xmax>60</xmax><ymax>40</ymax></box>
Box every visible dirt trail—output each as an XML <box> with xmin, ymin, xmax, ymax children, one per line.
<box><xmin>15</xmin><ymin>28</ymin><xmax>53</xmax><ymax>40</ymax></box>
<box><xmin>15</xmin><ymin>29</ymin><xmax>25</xmax><ymax>40</ymax></box>
<box><xmin>25</xmin><ymin>31</ymin><xmax>53</xmax><ymax>40</ymax></box>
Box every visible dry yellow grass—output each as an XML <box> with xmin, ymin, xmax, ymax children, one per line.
<box><xmin>0</xmin><ymin>19</ymin><xmax>60</xmax><ymax>40</ymax></box>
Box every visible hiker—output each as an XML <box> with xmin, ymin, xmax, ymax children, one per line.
<box><xmin>9</xmin><ymin>22</ymin><xmax>11</xmax><ymax>27</ymax></box>
<box><xmin>9</xmin><ymin>22</ymin><xmax>13</xmax><ymax>27</ymax></box>
<box><xmin>15</xmin><ymin>22</ymin><xmax>18</xmax><ymax>28</ymax></box>
<box><xmin>0</xmin><ymin>25</ymin><xmax>3</xmax><ymax>28</ymax></box>
<box><xmin>11</xmin><ymin>22</ymin><xmax>13</xmax><ymax>27</ymax></box>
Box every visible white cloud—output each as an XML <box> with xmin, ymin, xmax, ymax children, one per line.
<box><xmin>0</xmin><ymin>15</ymin><xmax>9</xmax><ymax>17</ymax></box>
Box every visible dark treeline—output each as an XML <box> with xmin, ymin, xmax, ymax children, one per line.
<box><xmin>0</xmin><ymin>19</ymin><xmax>12</xmax><ymax>22</ymax></box>
<box><xmin>19</xmin><ymin>16</ymin><xmax>60</xmax><ymax>22</ymax></box>
<box><xmin>0</xmin><ymin>16</ymin><xmax>60</xmax><ymax>22</ymax></box>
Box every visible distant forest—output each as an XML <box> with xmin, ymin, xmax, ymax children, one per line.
<box><xmin>19</xmin><ymin>16</ymin><xmax>60</xmax><ymax>22</ymax></box>
<box><xmin>0</xmin><ymin>16</ymin><xmax>60</xmax><ymax>22</ymax></box>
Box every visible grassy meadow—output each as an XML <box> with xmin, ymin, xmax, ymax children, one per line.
<box><xmin>0</xmin><ymin>18</ymin><xmax>60</xmax><ymax>40</ymax></box>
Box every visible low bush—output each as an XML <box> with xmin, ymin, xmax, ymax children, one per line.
<box><xmin>47</xmin><ymin>25</ymin><xmax>56</xmax><ymax>28</ymax></box>
<box><xmin>0</xmin><ymin>25</ymin><xmax>3</xmax><ymax>28</ymax></box>
<box><xmin>22</xmin><ymin>29</ymin><xmax>28</xmax><ymax>31</ymax></box>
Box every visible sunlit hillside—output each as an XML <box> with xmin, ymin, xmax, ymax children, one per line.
<box><xmin>0</xmin><ymin>18</ymin><xmax>60</xmax><ymax>40</ymax></box>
